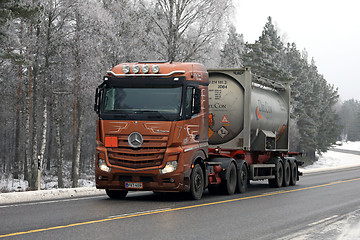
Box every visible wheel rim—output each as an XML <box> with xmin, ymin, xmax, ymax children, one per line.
<box><xmin>195</xmin><ymin>172</ymin><xmax>202</xmax><ymax>191</ymax></box>
<box><xmin>241</xmin><ymin>165</ymin><xmax>247</xmax><ymax>183</ymax></box>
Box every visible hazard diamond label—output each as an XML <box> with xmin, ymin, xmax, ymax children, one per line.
<box><xmin>221</xmin><ymin>115</ymin><xmax>230</xmax><ymax>124</ymax></box>
<box><xmin>218</xmin><ymin>127</ymin><xmax>229</xmax><ymax>138</ymax></box>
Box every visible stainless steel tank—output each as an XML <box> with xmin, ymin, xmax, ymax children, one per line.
<box><xmin>208</xmin><ymin>69</ymin><xmax>289</xmax><ymax>151</ymax></box>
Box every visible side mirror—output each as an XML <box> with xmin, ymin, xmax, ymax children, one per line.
<box><xmin>193</xmin><ymin>88</ymin><xmax>201</xmax><ymax>115</ymax></box>
<box><xmin>94</xmin><ymin>88</ymin><xmax>100</xmax><ymax>114</ymax></box>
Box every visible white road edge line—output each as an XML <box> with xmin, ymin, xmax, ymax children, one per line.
<box><xmin>0</xmin><ymin>196</ymin><xmax>105</xmax><ymax>209</ymax></box>
<box><xmin>308</xmin><ymin>215</ymin><xmax>339</xmax><ymax>226</ymax></box>
<box><xmin>107</xmin><ymin>208</ymin><xmax>172</xmax><ymax>219</ymax></box>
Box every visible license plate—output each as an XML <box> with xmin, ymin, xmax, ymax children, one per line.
<box><xmin>125</xmin><ymin>182</ymin><xmax>143</xmax><ymax>189</ymax></box>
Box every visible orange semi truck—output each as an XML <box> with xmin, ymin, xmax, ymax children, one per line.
<box><xmin>94</xmin><ymin>62</ymin><xmax>302</xmax><ymax>200</ymax></box>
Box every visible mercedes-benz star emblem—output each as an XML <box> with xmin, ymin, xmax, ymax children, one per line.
<box><xmin>128</xmin><ymin>132</ymin><xmax>143</xmax><ymax>148</ymax></box>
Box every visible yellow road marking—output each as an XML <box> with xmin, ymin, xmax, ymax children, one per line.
<box><xmin>1</xmin><ymin>177</ymin><xmax>360</xmax><ymax>238</ymax></box>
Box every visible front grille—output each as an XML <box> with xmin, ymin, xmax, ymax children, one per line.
<box><xmin>107</xmin><ymin>134</ymin><xmax>168</xmax><ymax>169</ymax></box>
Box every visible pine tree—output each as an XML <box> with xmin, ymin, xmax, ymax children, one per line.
<box><xmin>220</xmin><ymin>25</ymin><xmax>244</xmax><ymax>67</ymax></box>
<box><xmin>242</xmin><ymin>16</ymin><xmax>290</xmax><ymax>81</ymax></box>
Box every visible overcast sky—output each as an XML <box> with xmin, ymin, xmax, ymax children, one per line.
<box><xmin>235</xmin><ymin>0</ymin><xmax>360</xmax><ymax>102</ymax></box>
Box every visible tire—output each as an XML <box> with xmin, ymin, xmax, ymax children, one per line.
<box><xmin>220</xmin><ymin>161</ymin><xmax>237</xmax><ymax>195</ymax></box>
<box><xmin>236</xmin><ymin>161</ymin><xmax>248</xmax><ymax>193</ymax></box>
<box><xmin>106</xmin><ymin>189</ymin><xmax>128</xmax><ymax>199</ymax></box>
<box><xmin>283</xmin><ymin>160</ymin><xmax>291</xmax><ymax>187</ymax></box>
<box><xmin>290</xmin><ymin>162</ymin><xmax>298</xmax><ymax>186</ymax></box>
<box><xmin>268</xmin><ymin>161</ymin><xmax>284</xmax><ymax>188</ymax></box>
<box><xmin>190</xmin><ymin>164</ymin><xmax>204</xmax><ymax>200</ymax></box>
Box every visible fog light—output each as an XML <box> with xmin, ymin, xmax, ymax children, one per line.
<box><xmin>98</xmin><ymin>159</ymin><xmax>111</xmax><ymax>173</ymax></box>
<box><xmin>159</xmin><ymin>161</ymin><xmax>178</xmax><ymax>174</ymax></box>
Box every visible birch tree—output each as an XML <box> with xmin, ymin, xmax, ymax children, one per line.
<box><xmin>150</xmin><ymin>0</ymin><xmax>232</xmax><ymax>62</ymax></box>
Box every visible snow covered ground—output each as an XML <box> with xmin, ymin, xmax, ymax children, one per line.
<box><xmin>1</xmin><ymin>141</ymin><xmax>359</xmax><ymax>205</ymax></box>
<box><xmin>301</xmin><ymin>141</ymin><xmax>360</xmax><ymax>173</ymax></box>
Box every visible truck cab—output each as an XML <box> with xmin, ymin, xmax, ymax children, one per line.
<box><xmin>94</xmin><ymin>62</ymin><xmax>209</xmax><ymax>199</ymax></box>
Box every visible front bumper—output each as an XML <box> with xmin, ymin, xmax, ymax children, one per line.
<box><xmin>95</xmin><ymin>169</ymin><xmax>191</xmax><ymax>192</ymax></box>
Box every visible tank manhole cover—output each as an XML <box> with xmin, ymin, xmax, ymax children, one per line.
<box><xmin>217</xmin><ymin>127</ymin><xmax>229</xmax><ymax>138</ymax></box>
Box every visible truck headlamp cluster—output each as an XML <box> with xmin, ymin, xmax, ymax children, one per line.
<box><xmin>159</xmin><ymin>161</ymin><xmax>178</xmax><ymax>174</ymax></box>
<box><xmin>98</xmin><ymin>159</ymin><xmax>111</xmax><ymax>173</ymax></box>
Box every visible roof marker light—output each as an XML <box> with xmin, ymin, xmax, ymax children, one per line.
<box><xmin>122</xmin><ymin>65</ymin><xmax>130</xmax><ymax>74</ymax></box>
<box><xmin>132</xmin><ymin>65</ymin><xmax>140</xmax><ymax>74</ymax></box>
<box><xmin>152</xmin><ymin>64</ymin><xmax>160</xmax><ymax>74</ymax></box>
<box><xmin>141</xmin><ymin>65</ymin><xmax>150</xmax><ymax>73</ymax></box>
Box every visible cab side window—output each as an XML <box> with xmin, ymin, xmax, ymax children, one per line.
<box><xmin>184</xmin><ymin>87</ymin><xmax>201</xmax><ymax>119</ymax></box>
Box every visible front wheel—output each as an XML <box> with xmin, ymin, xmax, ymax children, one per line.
<box><xmin>190</xmin><ymin>164</ymin><xmax>204</xmax><ymax>200</ymax></box>
<box><xmin>106</xmin><ymin>189</ymin><xmax>128</xmax><ymax>199</ymax></box>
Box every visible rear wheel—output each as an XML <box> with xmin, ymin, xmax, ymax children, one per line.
<box><xmin>283</xmin><ymin>161</ymin><xmax>291</xmax><ymax>187</ymax></box>
<box><xmin>190</xmin><ymin>164</ymin><xmax>204</xmax><ymax>200</ymax></box>
<box><xmin>220</xmin><ymin>161</ymin><xmax>237</xmax><ymax>195</ymax></box>
<box><xmin>106</xmin><ymin>189</ymin><xmax>128</xmax><ymax>199</ymax></box>
<box><xmin>290</xmin><ymin>162</ymin><xmax>298</xmax><ymax>186</ymax></box>
<box><xmin>269</xmin><ymin>161</ymin><xmax>284</xmax><ymax>188</ymax></box>
<box><xmin>236</xmin><ymin>161</ymin><xmax>248</xmax><ymax>193</ymax></box>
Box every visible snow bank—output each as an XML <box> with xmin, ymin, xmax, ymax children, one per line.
<box><xmin>301</xmin><ymin>141</ymin><xmax>360</xmax><ymax>174</ymax></box>
<box><xmin>0</xmin><ymin>187</ymin><xmax>105</xmax><ymax>205</ymax></box>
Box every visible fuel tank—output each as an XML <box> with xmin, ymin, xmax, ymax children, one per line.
<box><xmin>208</xmin><ymin>68</ymin><xmax>290</xmax><ymax>151</ymax></box>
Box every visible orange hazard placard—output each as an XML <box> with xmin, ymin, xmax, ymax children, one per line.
<box><xmin>221</xmin><ymin>115</ymin><xmax>230</xmax><ymax>124</ymax></box>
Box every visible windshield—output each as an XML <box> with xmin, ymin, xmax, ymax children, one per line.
<box><xmin>100</xmin><ymin>86</ymin><xmax>182</xmax><ymax>120</ymax></box>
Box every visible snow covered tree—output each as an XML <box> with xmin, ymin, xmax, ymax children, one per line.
<box><xmin>243</xmin><ymin>16</ymin><xmax>290</xmax><ymax>81</ymax></box>
<box><xmin>149</xmin><ymin>0</ymin><xmax>231</xmax><ymax>62</ymax></box>
<box><xmin>220</xmin><ymin>25</ymin><xmax>244</xmax><ymax>68</ymax></box>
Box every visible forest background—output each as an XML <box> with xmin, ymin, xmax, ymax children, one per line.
<box><xmin>1</xmin><ymin>0</ymin><xmax>360</xmax><ymax>190</ymax></box>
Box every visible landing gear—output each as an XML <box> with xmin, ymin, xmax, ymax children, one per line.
<box><xmin>190</xmin><ymin>164</ymin><xmax>204</xmax><ymax>200</ymax></box>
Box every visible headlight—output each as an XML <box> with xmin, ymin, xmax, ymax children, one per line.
<box><xmin>132</xmin><ymin>65</ymin><xmax>140</xmax><ymax>74</ymax></box>
<box><xmin>122</xmin><ymin>65</ymin><xmax>130</xmax><ymax>74</ymax></box>
<box><xmin>141</xmin><ymin>65</ymin><xmax>150</xmax><ymax>73</ymax></box>
<box><xmin>159</xmin><ymin>161</ymin><xmax>178</xmax><ymax>174</ymax></box>
<box><xmin>98</xmin><ymin>159</ymin><xmax>111</xmax><ymax>173</ymax></box>
<box><xmin>151</xmin><ymin>64</ymin><xmax>160</xmax><ymax>74</ymax></box>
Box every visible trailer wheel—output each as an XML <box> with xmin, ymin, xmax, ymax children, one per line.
<box><xmin>106</xmin><ymin>189</ymin><xmax>128</xmax><ymax>199</ymax></box>
<box><xmin>236</xmin><ymin>161</ymin><xmax>248</xmax><ymax>193</ymax></box>
<box><xmin>283</xmin><ymin>161</ymin><xmax>291</xmax><ymax>187</ymax></box>
<box><xmin>290</xmin><ymin>162</ymin><xmax>298</xmax><ymax>186</ymax></box>
<box><xmin>190</xmin><ymin>164</ymin><xmax>204</xmax><ymax>200</ymax></box>
<box><xmin>269</xmin><ymin>161</ymin><xmax>283</xmax><ymax>188</ymax></box>
<box><xmin>220</xmin><ymin>161</ymin><xmax>237</xmax><ymax>195</ymax></box>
